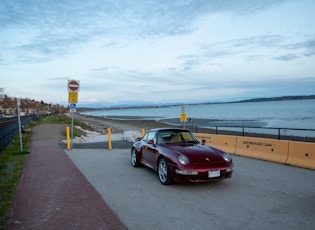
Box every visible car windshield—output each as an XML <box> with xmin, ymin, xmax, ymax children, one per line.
<box><xmin>157</xmin><ymin>130</ymin><xmax>199</xmax><ymax>144</ymax></box>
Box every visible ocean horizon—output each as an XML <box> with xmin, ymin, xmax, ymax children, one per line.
<box><xmin>81</xmin><ymin>99</ymin><xmax>315</xmax><ymax>130</ymax></box>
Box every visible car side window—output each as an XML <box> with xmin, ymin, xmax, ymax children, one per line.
<box><xmin>146</xmin><ymin>131</ymin><xmax>156</xmax><ymax>144</ymax></box>
<box><xmin>142</xmin><ymin>133</ymin><xmax>148</xmax><ymax>142</ymax></box>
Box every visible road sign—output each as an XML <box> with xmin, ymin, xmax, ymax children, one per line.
<box><xmin>70</xmin><ymin>104</ymin><xmax>76</xmax><ymax>112</ymax></box>
<box><xmin>68</xmin><ymin>80</ymin><xmax>80</xmax><ymax>92</ymax></box>
<box><xmin>68</xmin><ymin>92</ymin><xmax>78</xmax><ymax>103</ymax></box>
<box><xmin>180</xmin><ymin>113</ymin><xmax>187</xmax><ymax>123</ymax></box>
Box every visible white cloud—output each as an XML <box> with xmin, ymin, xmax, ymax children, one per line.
<box><xmin>0</xmin><ymin>0</ymin><xmax>314</xmax><ymax>107</ymax></box>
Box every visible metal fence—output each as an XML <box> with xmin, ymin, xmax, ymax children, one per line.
<box><xmin>185</xmin><ymin>125</ymin><xmax>315</xmax><ymax>143</ymax></box>
<box><xmin>0</xmin><ymin>115</ymin><xmax>39</xmax><ymax>153</ymax></box>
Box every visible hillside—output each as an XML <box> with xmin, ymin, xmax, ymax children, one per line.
<box><xmin>236</xmin><ymin>95</ymin><xmax>315</xmax><ymax>103</ymax></box>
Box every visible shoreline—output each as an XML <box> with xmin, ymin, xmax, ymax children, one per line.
<box><xmin>72</xmin><ymin>113</ymin><xmax>315</xmax><ymax>143</ymax></box>
<box><xmin>77</xmin><ymin>114</ymin><xmax>267</xmax><ymax>129</ymax></box>
<box><xmin>72</xmin><ymin>113</ymin><xmax>180</xmax><ymax>133</ymax></box>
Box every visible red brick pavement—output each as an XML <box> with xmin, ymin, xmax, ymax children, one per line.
<box><xmin>6</xmin><ymin>124</ymin><xmax>127</xmax><ymax>230</ymax></box>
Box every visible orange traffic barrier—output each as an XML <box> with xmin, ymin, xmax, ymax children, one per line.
<box><xmin>234</xmin><ymin>136</ymin><xmax>289</xmax><ymax>164</ymax></box>
<box><xmin>194</xmin><ymin>133</ymin><xmax>237</xmax><ymax>154</ymax></box>
<box><xmin>286</xmin><ymin>141</ymin><xmax>315</xmax><ymax>170</ymax></box>
<box><xmin>194</xmin><ymin>133</ymin><xmax>212</xmax><ymax>143</ymax></box>
<box><xmin>195</xmin><ymin>133</ymin><xmax>315</xmax><ymax>170</ymax></box>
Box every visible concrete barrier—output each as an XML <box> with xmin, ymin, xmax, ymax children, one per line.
<box><xmin>286</xmin><ymin>141</ymin><xmax>315</xmax><ymax>170</ymax></box>
<box><xmin>234</xmin><ymin>136</ymin><xmax>289</xmax><ymax>164</ymax></box>
<box><xmin>194</xmin><ymin>133</ymin><xmax>237</xmax><ymax>154</ymax></box>
<box><xmin>194</xmin><ymin>133</ymin><xmax>315</xmax><ymax>170</ymax></box>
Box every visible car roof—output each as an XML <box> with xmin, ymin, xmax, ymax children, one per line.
<box><xmin>148</xmin><ymin>128</ymin><xmax>190</xmax><ymax>132</ymax></box>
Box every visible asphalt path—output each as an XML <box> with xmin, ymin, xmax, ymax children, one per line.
<box><xmin>65</xmin><ymin>148</ymin><xmax>315</xmax><ymax>230</ymax></box>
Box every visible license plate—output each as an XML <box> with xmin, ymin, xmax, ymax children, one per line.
<box><xmin>208</xmin><ymin>170</ymin><xmax>220</xmax><ymax>178</ymax></box>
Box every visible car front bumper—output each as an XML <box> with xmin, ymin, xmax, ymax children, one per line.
<box><xmin>171</xmin><ymin>165</ymin><xmax>233</xmax><ymax>183</ymax></box>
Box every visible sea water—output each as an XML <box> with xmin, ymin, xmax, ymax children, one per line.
<box><xmin>82</xmin><ymin>99</ymin><xmax>315</xmax><ymax>130</ymax></box>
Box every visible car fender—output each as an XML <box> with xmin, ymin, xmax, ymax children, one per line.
<box><xmin>133</xmin><ymin>142</ymin><xmax>143</xmax><ymax>153</ymax></box>
<box><xmin>156</xmin><ymin>146</ymin><xmax>182</xmax><ymax>168</ymax></box>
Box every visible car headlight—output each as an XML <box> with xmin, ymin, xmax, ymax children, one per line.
<box><xmin>178</xmin><ymin>155</ymin><xmax>189</xmax><ymax>165</ymax></box>
<box><xmin>222</xmin><ymin>152</ymin><xmax>232</xmax><ymax>162</ymax></box>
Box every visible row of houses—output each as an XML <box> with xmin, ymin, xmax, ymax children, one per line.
<box><xmin>0</xmin><ymin>96</ymin><xmax>68</xmax><ymax>117</ymax></box>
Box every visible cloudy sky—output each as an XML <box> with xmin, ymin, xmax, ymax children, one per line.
<box><xmin>1</xmin><ymin>0</ymin><xmax>314</xmax><ymax>107</ymax></box>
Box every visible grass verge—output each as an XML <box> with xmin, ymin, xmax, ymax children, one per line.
<box><xmin>0</xmin><ymin>133</ymin><xmax>31</xmax><ymax>228</ymax></box>
<box><xmin>0</xmin><ymin>114</ymin><xmax>89</xmax><ymax>228</ymax></box>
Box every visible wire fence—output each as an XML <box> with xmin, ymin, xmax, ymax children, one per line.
<box><xmin>0</xmin><ymin>115</ymin><xmax>39</xmax><ymax>153</ymax></box>
<box><xmin>185</xmin><ymin>125</ymin><xmax>315</xmax><ymax>143</ymax></box>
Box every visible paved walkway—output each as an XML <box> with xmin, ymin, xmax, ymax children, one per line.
<box><xmin>6</xmin><ymin>124</ymin><xmax>127</xmax><ymax>230</ymax></box>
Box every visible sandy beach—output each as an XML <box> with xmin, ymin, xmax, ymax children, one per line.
<box><xmin>72</xmin><ymin>113</ymin><xmax>181</xmax><ymax>134</ymax></box>
<box><xmin>71</xmin><ymin>113</ymin><xmax>315</xmax><ymax>143</ymax></box>
<box><xmin>72</xmin><ymin>113</ymin><xmax>226</xmax><ymax>134</ymax></box>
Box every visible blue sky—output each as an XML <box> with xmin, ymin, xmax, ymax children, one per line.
<box><xmin>1</xmin><ymin>0</ymin><xmax>314</xmax><ymax>107</ymax></box>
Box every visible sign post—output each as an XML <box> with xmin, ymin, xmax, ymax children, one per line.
<box><xmin>17</xmin><ymin>98</ymin><xmax>23</xmax><ymax>152</ymax></box>
<box><xmin>68</xmin><ymin>80</ymin><xmax>80</xmax><ymax>148</ymax></box>
<box><xmin>180</xmin><ymin>105</ymin><xmax>187</xmax><ymax>128</ymax></box>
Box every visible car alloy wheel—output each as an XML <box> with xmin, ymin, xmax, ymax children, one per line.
<box><xmin>131</xmin><ymin>148</ymin><xmax>140</xmax><ymax>167</ymax></box>
<box><xmin>158</xmin><ymin>158</ymin><xmax>171</xmax><ymax>185</ymax></box>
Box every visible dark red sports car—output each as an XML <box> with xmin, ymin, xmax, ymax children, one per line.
<box><xmin>131</xmin><ymin>128</ymin><xmax>234</xmax><ymax>185</ymax></box>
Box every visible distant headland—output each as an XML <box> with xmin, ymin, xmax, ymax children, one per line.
<box><xmin>233</xmin><ymin>95</ymin><xmax>315</xmax><ymax>103</ymax></box>
<box><xmin>77</xmin><ymin>95</ymin><xmax>315</xmax><ymax>111</ymax></box>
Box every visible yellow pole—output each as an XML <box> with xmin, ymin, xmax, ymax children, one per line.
<box><xmin>66</xmin><ymin>126</ymin><xmax>71</xmax><ymax>150</ymax></box>
<box><xmin>142</xmin><ymin>128</ymin><xmax>145</xmax><ymax>137</ymax></box>
<box><xmin>107</xmin><ymin>128</ymin><xmax>112</xmax><ymax>150</ymax></box>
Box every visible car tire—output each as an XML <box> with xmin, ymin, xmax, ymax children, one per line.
<box><xmin>158</xmin><ymin>158</ymin><xmax>172</xmax><ymax>185</ymax></box>
<box><xmin>131</xmin><ymin>148</ymin><xmax>140</xmax><ymax>167</ymax></box>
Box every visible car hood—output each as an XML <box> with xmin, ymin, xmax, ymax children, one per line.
<box><xmin>165</xmin><ymin>144</ymin><xmax>225</xmax><ymax>163</ymax></box>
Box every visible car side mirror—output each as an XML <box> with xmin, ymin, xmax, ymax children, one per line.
<box><xmin>202</xmin><ymin>139</ymin><xmax>206</xmax><ymax>145</ymax></box>
<box><xmin>136</xmin><ymin>137</ymin><xmax>142</xmax><ymax>141</ymax></box>
<box><xmin>147</xmin><ymin>139</ymin><xmax>155</xmax><ymax>145</ymax></box>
